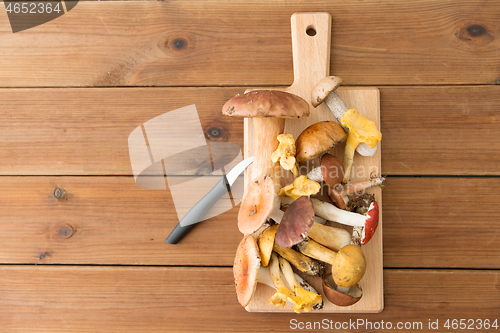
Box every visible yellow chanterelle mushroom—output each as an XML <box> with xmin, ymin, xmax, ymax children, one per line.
<box><xmin>278</xmin><ymin>175</ymin><xmax>321</xmax><ymax>201</ymax></box>
<box><xmin>341</xmin><ymin>109</ymin><xmax>382</xmax><ymax>183</ymax></box>
<box><xmin>271</xmin><ymin>133</ymin><xmax>299</xmax><ymax>176</ymax></box>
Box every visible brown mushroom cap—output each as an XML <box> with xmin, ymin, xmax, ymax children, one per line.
<box><xmin>323</xmin><ymin>273</ymin><xmax>363</xmax><ymax>307</ymax></box>
<box><xmin>233</xmin><ymin>235</ymin><xmax>261</xmax><ymax>307</ymax></box>
<box><xmin>295</xmin><ymin>121</ymin><xmax>347</xmax><ymax>162</ymax></box>
<box><xmin>275</xmin><ymin>196</ymin><xmax>315</xmax><ymax>248</ymax></box>
<box><xmin>311</xmin><ymin>76</ymin><xmax>343</xmax><ymax>107</ymax></box>
<box><xmin>332</xmin><ymin>244</ymin><xmax>367</xmax><ymax>288</ymax></box>
<box><xmin>238</xmin><ymin>173</ymin><xmax>275</xmax><ymax>235</ymax></box>
<box><xmin>320</xmin><ymin>154</ymin><xmax>344</xmax><ymax>188</ymax></box>
<box><xmin>222</xmin><ymin>90</ymin><xmax>310</xmax><ymax>118</ymax></box>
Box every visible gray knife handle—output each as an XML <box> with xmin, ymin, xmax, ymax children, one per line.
<box><xmin>165</xmin><ymin>176</ymin><xmax>230</xmax><ymax>244</ymax></box>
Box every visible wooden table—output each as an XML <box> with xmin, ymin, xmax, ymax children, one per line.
<box><xmin>1</xmin><ymin>1</ymin><xmax>499</xmax><ymax>331</ymax></box>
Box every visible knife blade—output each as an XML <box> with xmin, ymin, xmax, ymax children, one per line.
<box><xmin>165</xmin><ymin>156</ymin><xmax>253</xmax><ymax>244</ymax></box>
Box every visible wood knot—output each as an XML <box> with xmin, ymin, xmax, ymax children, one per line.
<box><xmin>57</xmin><ymin>223</ymin><xmax>75</xmax><ymax>239</ymax></box>
<box><xmin>466</xmin><ymin>24</ymin><xmax>486</xmax><ymax>37</ymax></box>
<box><xmin>170</xmin><ymin>37</ymin><xmax>187</xmax><ymax>50</ymax></box>
<box><xmin>206</xmin><ymin>127</ymin><xmax>223</xmax><ymax>139</ymax></box>
<box><xmin>454</xmin><ymin>23</ymin><xmax>493</xmax><ymax>47</ymax></box>
<box><xmin>54</xmin><ymin>187</ymin><xmax>69</xmax><ymax>200</ymax></box>
<box><xmin>204</xmin><ymin>122</ymin><xmax>228</xmax><ymax>142</ymax></box>
<box><xmin>164</xmin><ymin>36</ymin><xmax>191</xmax><ymax>55</ymax></box>
<box><xmin>39</xmin><ymin>251</ymin><xmax>51</xmax><ymax>260</ymax></box>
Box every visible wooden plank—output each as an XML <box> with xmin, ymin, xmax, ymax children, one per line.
<box><xmin>0</xmin><ymin>1</ymin><xmax>499</xmax><ymax>87</ymax></box>
<box><xmin>0</xmin><ymin>176</ymin><xmax>498</xmax><ymax>269</ymax></box>
<box><xmin>0</xmin><ymin>86</ymin><xmax>499</xmax><ymax>176</ymax></box>
<box><xmin>0</xmin><ymin>266</ymin><xmax>498</xmax><ymax>332</ymax></box>
<box><xmin>383</xmin><ymin>177</ymin><xmax>500</xmax><ymax>268</ymax></box>
<box><xmin>381</xmin><ymin>85</ymin><xmax>500</xmax><ymax>175</ymax></box>
<box><xmin>0</xmin><ymin>87</ymin><xmax>244</xmax><ymax>176</ymax></box>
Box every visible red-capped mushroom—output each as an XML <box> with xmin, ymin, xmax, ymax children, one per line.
<box><xmin>311</xmin><ymin>198</ymin><xmax>379</xmax><ymax>245</ymax></box>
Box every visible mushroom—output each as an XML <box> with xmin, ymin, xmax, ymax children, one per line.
<box><xmin>323</xmin><ymin>273</ymin><xmax>363</xmax><ymax>307</ymax></box>
<box><xmin>275</xmin><ymin>196</ymin><xmax>351</xmax><ymax>251</ymax></box>
<box><xmin>268</xmin><ymin>252</ymin><xmax>322</xmax><ymax>313</ymax></box>
<box><xmin>329</xmin><ymin>176</ymin><xmax>386</xmax><ymax>210</ymax></box>
<box><xmin>295</xmin><ymin>121</ymin><xmax>347</xmax><ymax>163</ymax></box>
<box><xmin>278</xmin><ymin>255</ymin><xmax>323</xmax><ymax>312</ymax></box>
<box><xmin>233</xmin><ymin>235</ymin><xmax>261</xmax><ymax>307</ymax></box>
<box><xmin>311</xmin><ymin>198</ymin><xmax>379</xmax><ymax>245</ymax></box>
<box><xmin>306</xmin><ymin>154</ymin><xmax>344</xmax><ymax>187</ymax></box>
<box><xmin>296</xmin><ymin>239</ymin><xmax>366</xmax><ymax>289</ymax></box>
<box><xmin>223</xmin><ymin>90</ymin><xmax>310</xmax><ymax>234</ymax></box>
<box><xmin>341</xmin><ymin>109</ymin><xmax>382</xmax><ymax>183</ymax></box>
<box><xmin>237</xmin><ymin>173</ymin><xmax>275</xmax><ymax>235</ymax></box>
<box><xmin>271</xmin><ymin>133</ymin><xmax>299</xmax><ymax>176</ymax></box>
<box><xmin>257</xmin><ymin>224</ymin><xmax>278</xmax><ymax>267</ymax></box>
<box><xmin>273</xmin><ymin>243</ymin><xmax>324</xmax><ymax>277</ymax></box>
<box><xmin>310</xmin><ymin>76</ymin><xmax>379</xmax><ymax>157</ymax></box>
<box><xmin>278</xmin><ymin>175</ymin><xmax>321</xmax><ymax>201</ymax></box>
<box><xmin>233</xmin><ymin>235</ymin><xmax>321</xmax><ymax>312</ymax></box>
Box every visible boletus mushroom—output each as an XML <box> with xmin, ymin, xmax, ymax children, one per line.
<box><xmin>295</xmin><ymin>121</ymin><xmax>347</xmax><ymax>163</ymax></box>
<box><xmin>223</xmin><ymin>90</ymin><xmax>310</xmax><ymax>234</ymax></box>
<box><xmin>310</xmin><ymin>75</ymin><xmax>378</xmax><ymax>157</ymax></box>
<box><xmin>296</xmin><ymin>239</ymin><xmax>366</xmax><ymax>306</ymax></box>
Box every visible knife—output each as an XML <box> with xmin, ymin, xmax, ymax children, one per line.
<box><xmin>165</xmin><ymin>156</ymin><xmax>253</xmax><ymax>244</ymax></box>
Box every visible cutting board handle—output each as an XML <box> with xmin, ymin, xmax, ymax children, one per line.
<box><xmin>289</xmin><ymin>12</ymin><xmax>332</xmax><ymax>100</ymax></box>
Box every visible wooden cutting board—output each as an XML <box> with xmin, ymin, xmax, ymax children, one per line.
<box><xmin>243</xmin><ymin>12</ymin><xmax>383</xmax><ymax>313</ymax></box>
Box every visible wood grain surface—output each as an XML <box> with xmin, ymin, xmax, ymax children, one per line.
<box><xmin>0</xmin><ymin>0</ymin><xmax>499</xmax><ymax>87</ymax></box>
<box><xmin>0</xmin><ymin>266</ymin><xmax>498</xmax><ymax>332</ymax></box>
<box><xmin>1</xmin><ymin>0</ymin><xmax>499</xmax><ymax>330</ymax></box>
<box><xmin>0</xmin><ymin>86</ymin><xmax>498</xmax><ymax>176</ymax></box>
<box><xmin>0</xmin><ymin>176</ymin><xmax>498</xmax><ymax>269</ymax></box>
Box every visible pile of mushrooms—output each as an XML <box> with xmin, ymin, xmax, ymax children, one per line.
<box><xmin>223</xmin><ymin>78</ymin><xmax>384</xmax><ymax>311</ymax></box>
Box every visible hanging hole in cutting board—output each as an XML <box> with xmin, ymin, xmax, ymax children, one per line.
<box><xmin>306</xmin><ymin>25</ymin><xmax>316</xmax><ymax>36</ymax></box>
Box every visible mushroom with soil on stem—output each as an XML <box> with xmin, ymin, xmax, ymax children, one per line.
<box><xmin>310</xmin><ymin>76</ymin><xmax>380</xmax><ymax>157</ymax></box>
<box><xmin>275</xmin><ymin>196</ymin><xmax>351</xmax><ymax>252</ymax></box>
<box><xmin>329</xmin><ymin>176</ymin><xmax>386</xmax><ymax>210</ymax></box>
<box><xmin>278</xmin><ymin>255</ymin><xmax>323</xmax><ymax>312</ymax></box>
<box><xmin>273</xmin><ymin>243</ymin><xmax>324</xmax><ymax>277</ymax></box>
<box><xmin>268</xmin><ymin>252</ymin><xmax>322</xmax><ymax>313</ymax></box>
<box><xmin>296</xmin><ymin>239</ymin><xmax>366</xmax><ymax>306</ymax></box>
<box><xmin>223</xmin><ymin>90</ymin><xmax>310</xmax><ymax>230</ymax></box>
<box><xmin>311</xmin><ymin>198</ymin><xmax>379</xmax><ymax>246</ymax></box>
<box><xmin>295</xmin><ymin>121</ymin><xmax>347</xmax><ymax>163</ymax></box>
<box><xmin>233</xmin><ymin>235</ymin><xmax>322</xmax><ymax>312</ymax></box>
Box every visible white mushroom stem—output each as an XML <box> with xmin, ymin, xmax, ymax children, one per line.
<box><xmin>337</xmin><ymin>286</ymin><xmax>351</xmax><ymax>294</ymax></box>
<box><xmin>306</xmin><ymin>166</ymin><xmax>324</xmax><ymax>182</ymax></box>
<box><xmin>268</xmin><ymin>206</ymin><xmax>284</xmax><ymax>224</ymax></box>
<box><xmin>324</xmin><ymin>92</ymin><xmax>378</xmax><ymax>157</ymax></box>
<box><xmin>337</xmin><ymin>176</ymin><xmax>385</xmax><ymax>197</ymax></box>
<box><xmin>311</xmin><ymin>198</ymin><xmax>367</xmax><ymax>228</ymax></box>
<box><xmin>278</xmin><ymin>256</ymin><xmax>323</xmax><ymax>311</ymax></box>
